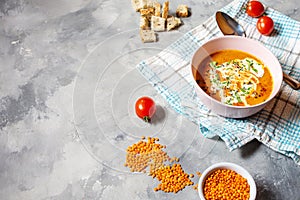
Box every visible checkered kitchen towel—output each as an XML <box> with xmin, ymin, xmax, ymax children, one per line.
<box><xmin>137</xmin><ymin>0</ymin><xmax>300</xmax><ymax>164</ymax></box>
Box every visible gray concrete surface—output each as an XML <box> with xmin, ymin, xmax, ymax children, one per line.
<box><xmin>0</xmin><ymin>0</ymin><xmax>299</xmax><ymax>199</ymax></box>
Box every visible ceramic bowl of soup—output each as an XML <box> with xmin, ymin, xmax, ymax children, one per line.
<box><xmin>191</xmin><ymin>36</ymin><xmax>282</xmax><ymax>118</ymax></box>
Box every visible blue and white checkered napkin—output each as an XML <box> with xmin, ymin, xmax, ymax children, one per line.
<box><xmin>137</xmin><ymin>0</ymin><xmax>300</xmax><ymax>164</ymax></box>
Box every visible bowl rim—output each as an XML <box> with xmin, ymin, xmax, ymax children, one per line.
<box><xmin>191</xmin><ymin>35</ymin><xmax>283</xmax><ymax>109</ymax></box>
<box><xmin>198</xmin><ymin>162</ymin><xmax>257</xmax><ymax>200</ymax></box>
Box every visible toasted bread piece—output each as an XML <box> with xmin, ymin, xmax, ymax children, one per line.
<box><xmin>166</xmin><ymin>16</ymin><xmax>181</xmax><ymax>31</ymax></box>
<box><xmin>176</xmin><ymin>5</ymin><xmax>189</xmax><ymax>17</ymax></box>
<box><xmin>140</xmin><ymin>7</ymin><xmax>154</xmax><ymax>21</ymax></box>
<box><xmin>140</xmin><ymin>7</ymin><xmax>154</xmax><ymax>16</ymax></box>
<box><xmin>161</xmin><ymin>1</ymin><xmax>169</xmax><ymax>19</ymax></box>
<box><xmin>131</xmin><ymin>0</ymin><xmax>147</xmax><ymax>11</ymax></box>
<box><xmin>140</xmin><ymin>16</ymin><xmax>150</xmax><ymax>30</ymax></box>
<box><xmin>139</xmin><ymin>29</ymin><xmax>156</xmax><ymax>43</ymax></box>
<box><xmin>154</xmin><ymin>2</ymin><xmax>161</xmax><ymax>17</ymax></box>
<box><xmin>151</xmin><ymin>16</ymin><xmax>166</xmax><ymax>32</ymax></box>
<box><xmin>146</xmin><ymin>0</ymin><xmax>155</xmax><ymax>8</ymax></box>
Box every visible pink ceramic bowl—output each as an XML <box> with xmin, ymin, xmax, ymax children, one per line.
<box><xmin>190</xmin><ymin>36</ymin><xmax>282</xmax><ymax>118</ymax></box>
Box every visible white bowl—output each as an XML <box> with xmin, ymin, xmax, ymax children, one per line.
<box><xmin>198</xmin><ymin>162</ymin><xmax>256</xmax><ymax>200</ymax></box>
<box><xmin>190</xmin><ymin>36</ymin><xmax>282</xmax><ymax>118</ymax></box>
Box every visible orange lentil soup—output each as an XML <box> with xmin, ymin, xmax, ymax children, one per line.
<box><xmin>195</xmin><ymin>50</ymin><xmax>273</xmax><ymax>106</ymax></box>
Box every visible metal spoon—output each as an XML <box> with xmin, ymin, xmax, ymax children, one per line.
<box><xmin>216</xmin><ymin>11</ymin><xmax>300</xmax><ymax>90</ymax></box>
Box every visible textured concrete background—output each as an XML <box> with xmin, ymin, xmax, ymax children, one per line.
<box><xmin>0</xmin><ymin>0</ymin><xmax>299</xmax><ymax>199</ymax></box>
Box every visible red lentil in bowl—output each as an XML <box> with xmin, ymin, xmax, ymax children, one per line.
<box><xmin>198</xmin><ymin>162</ymin><xmax>256</xmax><ymax>200</ymax></box>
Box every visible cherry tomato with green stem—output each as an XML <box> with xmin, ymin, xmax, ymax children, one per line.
<box><xmin>257</xmin><ymin>16</ymin><xmax>274</xmax><ymax>35</ymax></box>
<box><xmin>135</xmin><ymin>96</ymin><xmax>156</xmax><ymax>122</ymax></box>
<box><xmin>246</xmin><ymin>1</ymin><xmax>265</xmax><ymax>18</ymax></box>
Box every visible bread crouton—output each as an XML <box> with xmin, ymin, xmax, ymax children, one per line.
<box><xmin>154</xmin><ymin>2</ymin><xmax>161</xmax><ymax>17</ymax></box>
<box><xmin>162</xmin><ymin>1</ymin><xmax>169</xmax><ymax>19</ymax></box>
<box><xmin>146</xmin><ymin>0</ymin><xmax>155</xmax><ymax>8</ymax></box>
<box><xmin>131</xmin><ymin>0</ymin><xmax>147</xmax><ymax>11</ymax></box>
<box><xmin>151</xmin><ymin>16</ymin><xmax>166</xmax><ymax>32</ymax></box>
<box><xmin>176</xmin><ymin>5</ymin><xmax>189</xmax><ymax>17</ymax></box>
<box><xmin>140</xmin><ymin>7</ymin><xmax>154</xmax><ymax>16</ymax></box>
<box><xmin>166</xmin><ymin>16</ymin><xmax>181</xmax><ymax>31</ymax></box>
<box><xmin>139</xmin><ymin>30</ymin><xmax>156</xmax><ymax>43</ymax></box>
<box><xmin>140</xmin><ymin>16</ymin><xmax>150</xmax><ymax>30</ymax></box>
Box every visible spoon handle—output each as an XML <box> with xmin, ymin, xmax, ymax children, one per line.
<box><xmin>283</xmin><ymin>72</ymin><xmax>300</xmax><ymax>90</ymax></box>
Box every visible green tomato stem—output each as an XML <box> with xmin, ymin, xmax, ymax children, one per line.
<box><xmin>143</xmin><ymin>116</ymin><xmax>151</xmax><ymax>123</ymax></box>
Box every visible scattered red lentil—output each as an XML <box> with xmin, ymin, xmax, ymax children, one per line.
<box><xmin>196</xmin><ymin>171</ymin><xmax>202</xmax><ymax>177</ymax></box>
<box><xmin>124</xmin><ymin>137</ymin><xmax>194</xmax><ymax>193</ymax></box>
<box><xmin>125</xmin><ymin>137</ymin><xmax>170</xmax><ymax>173</ymax></box>
<box><xmin>152</xmin><ymin>163</ymin><xmax>194</xmax><ymax>193</ymax></box>
<box><xmin>193</xmin><ymin>183</ymin><xmax>199</xmax><ymax>191</ymax></box>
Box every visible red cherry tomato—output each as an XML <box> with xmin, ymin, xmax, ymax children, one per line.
<box><xmin>135</xmin><ymin>96</ymin><xmax>156</xmax><ymax>122</ymax></box>
<box><xmin>256</xmin><ymin>16</ymin><xmax>274</xmax><ymax>35</ymax></box>
<box><xmin>246</xmin><ymin>1</ymin><xmax>265</xmax><ymax>18</ymax></box>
